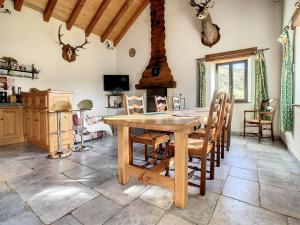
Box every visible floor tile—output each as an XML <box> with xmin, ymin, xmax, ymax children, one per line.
<box><xmin>0</xmin><ymin>212</ymin><xmax>43</xmax><ymax>225</ymax></box>
<box><xmin>261</xmin><ymin>184</ymin><xmax>300</xmax><ymax>219</ymax></box>
<box><xmin>94</xmin><ymin>178</ymin><xmax>149</xmax><ymax>206</ymax></box>
<box><xmin>209</xmin><ymin>196</ymin><xmax>287</xmax><ymax>225</ymax></box>
<box><xmin>257</xmin><ymin>160</ymin><xmax>288</xmax><ymax>172</ymax></box>
<box><xmin>170</xmin><ymin>191</ymin><xmax>218</xmax><ymax>224</ymax></box>
<box><xmin>17</xmin><ymin>178</ymin><xmax>98</xmax><ymax>224</ymax></box>
<box><xmin>7</xmin><ymin>171</ymin><xmax>48</xmax><ymax>190</ymax></box>
<box><xmin>0</xmin><ymin>162</ymin><xmax>33</xmax><ymax>182</ymax></box>
<box><xmin>157</xmin><ymin>213</ymin><xmax>195</xmax><ymax>225</ymax></box>
<box><xmin>188</xmin><ymin>175</ymin><xmax>224</xmax><ymax>195</ymax></box>
<box><xmin>140</xmin><ymin>185</ymin><xmax>174</xmax><ymax>210</ymax></box>
<box><xmin>79</xmin><ymin>169</ymin><xmax>115</xmax><ymax>188</ymax></box>
<box><xmin>63</xmin><ymin>166</ymin><xmax>96</xmax><ymax>180</ymax></box>
<box><xmin>0</xmin><ymin>192</ymin><xmax>28</xmax><ymax>223</ymax></box>
<box><xmin>104</xmin><ymin>199</ymin><xmax>164</xmax><ymax>225</ymax></box>
<box><xmin>258</xmin><ymin>168</ymin><xmax>300</xmax><ymax>191</ymax></box>
<box><xmin>214</xmin><ymin>164</ymin><xmax>231</xmax><ymax>180</ymax></box>
<box><xmin>68</xmin><ymin>151</ymin><xmax>103</xmax><ymax>163</ymax></box>
<box><xmin>52</xmin><ymin>215</ymin><xmax>82</xmax><ymax>225</ymax></box>
<box><xmin>0</xmin><ymin>183</ymin><xmax>10</xmax><ymax>194</ymax></box>
<box><xmin>288</xmin><ymin>217</ymin><xmax>300</xmax><ymax>225</ymax></box>
<box><xmin>72</xmin><ymin>195</ymin><xmax>121</xmax><ymax>225</ymax></box>
<box><xmin>223</xmin><ymin>156</ymin><xmax>257</xmax><ymax>170</ymax></box>
<box><xmin>229</xmin><ymin>167</ymin><xmax>258</xmax><ymax>182</ymax></box>
<box><xmin>222</xmin><ymin>176</ymin><xmax>259</xmax><ymax>206</ymax></box>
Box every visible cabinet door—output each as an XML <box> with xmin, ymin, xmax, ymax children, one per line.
<box><xmin>37</xmin><ymin>109</ymin><xmax>48</xmax><ymax>146</ymax></box>
<box><xmin>1</xmin><ymin>108</ymin><xmax>22</xmax><ymax>139</ymax></box>
<box><xmin>31</xmin><ymin>109</ymin><xmax>40</xmax><ymax>141</ymax></box>
<box><xmin>24</xmin><ymin>109</ymin><xmax>32</xmax><ymax>138</ymax></box>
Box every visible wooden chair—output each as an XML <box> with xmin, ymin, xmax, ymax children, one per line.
<box><xmin>154</xmin><ymin>96</ymin><xmax>168</xmax><ymax>112</ymax></box>
<box><xmin>172</xmin><ymin>96</ymin><xmax>180</xmax><ymax>110</ymax></box>
<box><xmin>244</xmin><ymin>99</ymin><xmax>278</xmax><ymax>143</ymax></box>
<box><xmin>221</xmin><ymin>96</ymin><xmax>235</xmax><ymax>159</ymax></box>
<box><xmin>189</xmin><ymin>92</ymin><xmax>227</xmax><ymax>167</ymax></box>
<box><xmin>166</xmin><ymin>90</ymin><xmax>226</xmax><ymax>195</ymax></box>
<box><xmin>123</xmin><ymin>94</ymin><xmax>170</xmax><ymax>165</ymax></box>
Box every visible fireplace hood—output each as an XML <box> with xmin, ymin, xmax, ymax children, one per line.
<box><xmin>135</xmin><ymin>0</ymin><xmax>176</xmax><ymax>89</ymax></box>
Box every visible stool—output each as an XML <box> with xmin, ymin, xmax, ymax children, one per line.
<box><xmin>48</xmin><ymin>101</ymin><xmax>73</xmax><ymax>159</ymax></box>
<box><xmin>74</xmin><ymin>99</ymin><xmax>93</xmax><ymax>152</ymax></box>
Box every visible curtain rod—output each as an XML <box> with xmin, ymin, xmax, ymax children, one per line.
<box><xmin>196</xmin><ymin>48</ymin><xmax>270</xmax><ymax>61</ymax></box>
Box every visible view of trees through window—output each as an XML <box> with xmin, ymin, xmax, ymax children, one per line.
<box><xmin>216</xmin><ymin>60</ymin><xmax>248</xmax><ymax>102</ymax></box>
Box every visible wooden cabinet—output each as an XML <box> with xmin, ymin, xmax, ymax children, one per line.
<box><xmin>0</xmin><ymin>107</ymin><xmax>24</xmax><ymax>145</ymax></box>
<box><xmin>22</xmin><ymin>91</ymin><xmax>73</xmax><ymax>156</ymax></box>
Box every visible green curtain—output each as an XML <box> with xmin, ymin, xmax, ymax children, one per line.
<box><xmin>198</xmin><ymin>59</ymin><xmax>206</xmax><ymax>107</ymax></box>
<box><xmin>278</xmin><ymin>27</ymin><xmax>293</xmax><ymax>132</ymax></box>
<box><xmin>254</xmin><ymin>50</ymin><xmax>269</xmax><ymax>118</ymax></box>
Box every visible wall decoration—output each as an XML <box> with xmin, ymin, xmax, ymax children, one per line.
<box><xmin>129</xmin><ymin>48</ymin><xmax>136</xmax><ymax>57</ymax></box>
<box><xmin>105</xmin><ymin>40</ymin><xmax>114</xmax><ymax>50</ymax></box>
<box><xmin>58</xmin><ymin>25</ymin><xmax>89</xmax><ymax>63</ymax></box>
<box><xmin>189</xmin><ymin>0</ymin><xmax>221</xmax><ymax>47</ymax></box>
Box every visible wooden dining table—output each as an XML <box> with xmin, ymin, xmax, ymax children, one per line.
<box><xmin>104</xmin><ymin>109</ymin><xmax>209</xmax><ymax>209</ymax></box>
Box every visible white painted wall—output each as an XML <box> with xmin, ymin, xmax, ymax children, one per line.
<box><xmin>281</xmin><ymin>0</ymin><xmax>300</xmax><ymax>161</ymax></box>
<box><xmin>0</xmin><ymin>1</ymin><xmax>116</xmax><ymax>115</ymax></box>
<box><xmin>116</xmin><ymin>0</ymin><xmax>283</xmax><ymax>135</ymax></box>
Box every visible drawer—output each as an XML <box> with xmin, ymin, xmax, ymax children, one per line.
<box><xmin>35</xmin><ymin>95</ymin><xmax>47</xmax><ymax>108</ymax></box>
<box><xmin>23</xmin><ymin>96</ymin><xmax>34</xmax><ymax>107</ymax></box>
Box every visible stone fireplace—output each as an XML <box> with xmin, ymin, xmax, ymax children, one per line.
<box><xmin>135</xmin><ymin>0</ymin><xmax>176</xmax><ymax>112</ymax></box>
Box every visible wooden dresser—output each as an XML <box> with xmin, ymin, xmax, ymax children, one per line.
<box><xmin>0</xmin><ymin>105</ymin><xmax>24</xmax><ymax>145</ymax></box>
<box><xmin>22</xmin><ymin>90</ymin><xmax>73</xmax><ymax>155</ymax></box>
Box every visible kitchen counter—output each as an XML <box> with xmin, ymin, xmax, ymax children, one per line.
<box><xmin>0</xmin><ymin>103</ymin><xmax>23</xmax><ymax>107</ymax></box>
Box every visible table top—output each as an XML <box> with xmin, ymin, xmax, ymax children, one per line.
<box><xmin>104</xmin><ymin>109</ymin><xmax>209</xmax><ymax>132</ymax></box>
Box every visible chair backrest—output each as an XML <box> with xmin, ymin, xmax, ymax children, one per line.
<box><xmin>124</xmin><ymin>94</ymin><xmax>145</xmax><ymax>115</ymax></box>
<box><xmin>260</xmin><ymin>98</ymin><xmax>278</xmax><ymax>122</ymax></box>
<box><xmin>224</xmin><ymin>96</ymin><xmax>235</xmax><ymax>130</ymax></box>
<box><xmin>172</xmin><ymin>96</ymin><xmax>180</xmax><ymax>110</ymax></box>
<box><xmin>155</xmin><ymin>96</ymin><xmax>168</xmax><ymax>112</ymax></box>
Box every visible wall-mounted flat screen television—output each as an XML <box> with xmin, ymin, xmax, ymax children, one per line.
<box><xmin>103</xmin><ymin>75</ymin><xmax>129</xmax><ymax>92</ymax></box>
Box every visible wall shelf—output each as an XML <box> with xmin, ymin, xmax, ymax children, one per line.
<box><xmin>0</xmin><ymin>62</ymin><xmax>40</xmax><ymax>80</ymax></box>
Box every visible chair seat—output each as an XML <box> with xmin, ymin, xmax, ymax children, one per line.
<box><xmin>131</xmin><ymin>133</ymin><xmax>170</xmax><ymax>145</ymax></box>
<box><xmin>189</xmin><ymin>128</ymin><xmax>216</xmax><ymax>139</ymax></box>
<box><xmin>168</xmin><ymin>138</ymin><xmax>214</xmax><ymax>156</ymax></box>
<box><xmin>246</xmin><ymin>119</ymin><xmax>272</xmax><ymax>125</ymax></box>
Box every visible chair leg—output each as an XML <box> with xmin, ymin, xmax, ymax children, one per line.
<box><xmin>216</xmin><ymin>139</ymin><xmax>221</xmax><ymax>167</ymax></box>
<box><xmin>129</xmin><ymin>141</ymin><xmax>133</xmax><ymax>165</ymax></box>
<box><xmin>200</xmin><ymin>151</ymin><xmax>207</xmax><ymax>195</ymax></box>
<box><xmin>210</xmin><ymin>150</ymin><xmax>215</xmax><ymax>180</ymax></box>
<box><xmin>144</xmin><ymin>144</ymin><xmax>149</xmax><ymax>162</ymax></box>
<box><xmin>152</xmin><ymin>144</ymin><xmax>158</xmax><ymax>166</ymax></box>
<box><xmin>226</xmin><ymin>128</ymin><xmax>231</xmax><ymax>152</ymax></box>
<box><xmin>243</xmin><ymin>122</ymin><xmax>246</xmax><ymax>138</ymax></box>
<box><xmin>258</xmin><ymin>125</ymin><xmax>262</xmax><ymax>143</ymax></box>
<box><xmin>271</xmin><ymin>124</ymin><xmax>275</xmax><ymax>142</ymax></box>
<box><xmin>221</xmin><ymin>131</ymin><xmax>225</xmax><ymax>159</ymax></box>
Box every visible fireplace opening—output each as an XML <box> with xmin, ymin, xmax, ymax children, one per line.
<box><xmin>146</xmin><ymin>88</ymin><xmax>167</xmax><ymax>112</ymax></box>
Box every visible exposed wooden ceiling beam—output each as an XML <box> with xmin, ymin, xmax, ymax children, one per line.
<box><xmin>114</xmin><ymin>0</ymin><xmax>148</xmax><ymax>46</ymax></box>
<box><xmin>66</xmin><ymin>0</ymin><xmax>86</xmax><ymax>30</ymax></box>
<box><xmin>85</xmin><ymin>0</ymin><xmax>111</xmax><ymax>37</ymax></box>
<box><xmin>43</xmin><ymin>0</ymin><xmax>58</xmax><ymax>22</ymax></box>
<box><xmin>0</xmin><ymin>0</ymin><xmax>5</xmax><ymax>7</ymax></box>
<box><xmin>14</xmin><ymin>0</ymin><xmax>24</xmax><ymax>11</ymax></box>
<box><xmin>101</xmin><ymin>0</ymin><xmax>132</xmax><ymax>42</ymax></box>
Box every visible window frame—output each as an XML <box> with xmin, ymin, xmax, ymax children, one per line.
<box><xmin>216</xmin><ymin>60</ymin><xmax>249</xmax><ymax>103</ymax></box>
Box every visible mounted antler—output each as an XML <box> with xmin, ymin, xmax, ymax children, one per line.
<box><xmin>58</xmin><ymin>25</ymin><xmax>66</xmax><ymax>46</ymax></box>
<box><xmin>74</xmin><ymin>38</ymin><xmax>89</xmax><ymax>53</ymax></box>
<box><xmin>57</xmin><ymin>25</ymin><xmax>90</xmax><ymax>62</ymax></box>
<box><xmin>189</xmin><ymin>0</ymin><xmax>220</xmax><ymax>48</ymax></box>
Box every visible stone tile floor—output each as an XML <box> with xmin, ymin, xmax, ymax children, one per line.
<box><xmin>0</xmin><ymin>135</ymin><xmax>300</xmax><ymax>225</ymax></box>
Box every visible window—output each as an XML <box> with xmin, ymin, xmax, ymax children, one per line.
<box><xmin>216</xmin><ymin>60</ymin><xmax>248</xmax><ymax>103</ymax></box>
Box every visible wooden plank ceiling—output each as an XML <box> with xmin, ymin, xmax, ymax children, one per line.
<box><xmin>13</xmin><ymin>0</ymin><xmax>149</xmax><ymax>46</ymax></box>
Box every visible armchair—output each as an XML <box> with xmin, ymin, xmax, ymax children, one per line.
<box><xmin>243</xmin><ymin>99</ymin><xmax>278</xmax><ymax>143</ymax></box>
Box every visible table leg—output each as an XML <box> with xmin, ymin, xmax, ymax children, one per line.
<box><xmin>117</xmin><ymin>126</ymin><xmax>130</xmax><ymax>185</ymax></box>
<box><xmin>174</xmin><ymin>130</ymin><xmax>188</xmax><ymax>208</ymax></box>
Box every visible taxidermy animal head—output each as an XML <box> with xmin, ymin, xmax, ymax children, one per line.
<box><xmin>189</xmin><ymin>0</ymin><xmax>221</xmax><ymax>48</ymax></box>
<box><xmin>58</xmin><ymin>25</ymin><xmax>89</xmax><ymax>63</ymax></box>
